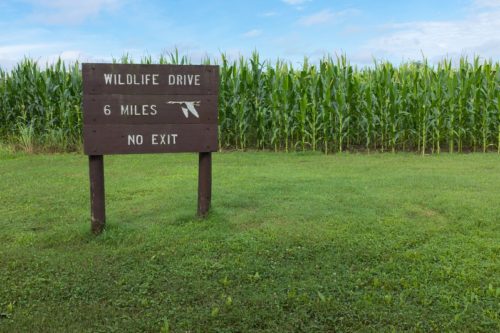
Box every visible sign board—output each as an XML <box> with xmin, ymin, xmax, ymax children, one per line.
<box><xmin>81</xmin><ymin>63</ymin><xmax>219</xmax><ymax>234</ymax></box>
<box><xmin>82</xmin><ymin>63</ymin><xmax>219</xmax><ymax>155</ymax></box>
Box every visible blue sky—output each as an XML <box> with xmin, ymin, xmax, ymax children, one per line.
<box><xmin>1</xmin><ymin>0</ymin><xmax>499</xmax><ymax>69</ymax></box>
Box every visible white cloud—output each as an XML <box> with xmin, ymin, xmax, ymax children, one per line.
<box><xmin>56</xmin><ymin>50</ymin><xmax>83</xmax><ymax>61</ymax></box>
<box><xmin>242</xmin><ymin>29</ymin><xmax>263</xmax><ymax>38</ymax></box>
<box><xmin>0</xmin><ymin>43</ymin><xmax>62</xmax><ymax>58</ymax></box>
<box><xmin>473</xmin><ymin>0</ymin><xmax>500</xmax><ymax>7</ymax></box>
<box><xmin>282</xmin><ymin>0</ymin><xmax>311</xmax><ymax>10</ymax></box>
<box><xmin>298</xmin><ymin>9</ymin><xmax>358</xmax><ymax>26</ymax></box>
<box><xmin>361</xmin><ymin>3</ymin><xmax>500</xmax><ymax>62</ymax></box>
<box><xmin>282</xmin><ymin>0</ymin><xmax>311</xmax><ymax>5</ymax></box>
<box><xmin>0</xmin><ymin>43</ymin><xmax>86</xmax><ymax>70</ymax></box>
<box><xmin>25</xmin><ymin>0</ymin><xmax>123</xmax><ymax>24</ymax></box>
<box><xmin>260</xmin><ymin>11</ymin><xmax>278</xmax><ymax>17</ymax></box>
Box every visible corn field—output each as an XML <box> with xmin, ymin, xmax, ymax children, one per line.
<box><xmin>1</xmin><ymin>53</ymin><xmax>499</xmax><ymax>153</ymax></box>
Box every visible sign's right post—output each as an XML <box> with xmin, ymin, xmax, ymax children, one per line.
<box><xmin>198</xmin><ymin>151</ymin><xmax>212</xmax><ymax>217</ymax></box>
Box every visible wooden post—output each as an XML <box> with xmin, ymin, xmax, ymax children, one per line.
<box><xmin>89</xmin><ymin>155</ymin><xmax>105</xmax><ymax>234</ymax></box>
<box><xmin>198</xmin><ymin>152</ymin><xmax>212</xmax><ymax>217</ymax></box>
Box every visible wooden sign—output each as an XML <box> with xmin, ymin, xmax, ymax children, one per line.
<box><xmin>82</xmin><ymin>63</ymin><xmax>219</xmax><ymax>234</ymax></box>
<box><xmin>82</xmin><ymin>64</ymin><xmax>218</xmax><ymax>155</ymax></box>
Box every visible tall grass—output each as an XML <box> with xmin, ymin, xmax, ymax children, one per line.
<box><xmin>0</xmin><ymin>53</ymin><xmax>499</xmax><ymax>153</ymax></box>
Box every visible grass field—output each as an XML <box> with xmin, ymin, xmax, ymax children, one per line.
<box><xmin>0</xmin><ymin>151</ymin><xmax>499</xmax><ymax>332</ymax></box>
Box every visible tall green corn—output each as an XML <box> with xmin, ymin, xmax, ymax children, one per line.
<box><xmin>1</xmin><ymin>53</ymin><xmax>499</xmax><ymax>153</ymax></box>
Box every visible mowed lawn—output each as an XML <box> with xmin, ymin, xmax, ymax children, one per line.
<box><xmin>0</xmin><ymin>151</ymin><xmax>499</xmax><ymax>332</ymax></box>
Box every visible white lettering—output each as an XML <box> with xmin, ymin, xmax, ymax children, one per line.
<box><xmin>119</xmin><ymin>104</ymin><xmax>158</xmax><ymax>116</ymax></box>
<box><xmin>133</xmin><ymin>105</ymin><xmax>140</xmax><ymax>116</ymax></box>
<box><xmin>104</xmin><ymin>74</ymin><xmax>113</xmax><ymax>85</ymax></box>
<box><xmin>149</xmin><ymin>134</ymin><xmax>178</xmax><ymax>145</ymax></box>
<box><xmin>120</xmin><ymin>105</ymin><xmax>129</xmax><ymax>115</ymax></box>
<box><xmin>104</xmin><ymin>73</ymin><xmax>161</xmax><ymax>86</ymax></box>
<box><xmin>127</xmin><ymin>134</ymin><xmax>143</xmax><ymax>145</ymax></box>
<box><xmin>167</xmin><ymin>74</ymin><xmax>202</xmax><ymax>86</ymax></box>
<box><xmin>150</xmin><ymin>104</ymin><xmax>157</xmax><ymax>115</ymax></box>
<box><xmin>103</xmin><ymin>105</ymin><xmax>111</xmax><ymax>115</ymax></box>
<box><xmin>105</xmin><ymin>73</ymin><xmax>201</xmax><ymax>86</ymax></box>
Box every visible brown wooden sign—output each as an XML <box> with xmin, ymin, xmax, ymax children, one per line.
<box><xmin>82</xmin><ymin>63</ymin><xmax>218</xmax><ymax>155</ymax></box>
<box><xmin>82</xmin><ymin>63</ymin><xmax>219</xmax><ymax>234</ymax></box>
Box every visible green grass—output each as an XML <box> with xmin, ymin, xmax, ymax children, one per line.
<box><xmin>0</xmin><ymin>151</ymin><xmax>499</xmax><ymax>332</ymax></box>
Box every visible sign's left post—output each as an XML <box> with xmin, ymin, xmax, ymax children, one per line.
<box><xmin>89</xmin><ymin>155</ymin><xmax>105</xmax><ymax>234</ymax></box>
